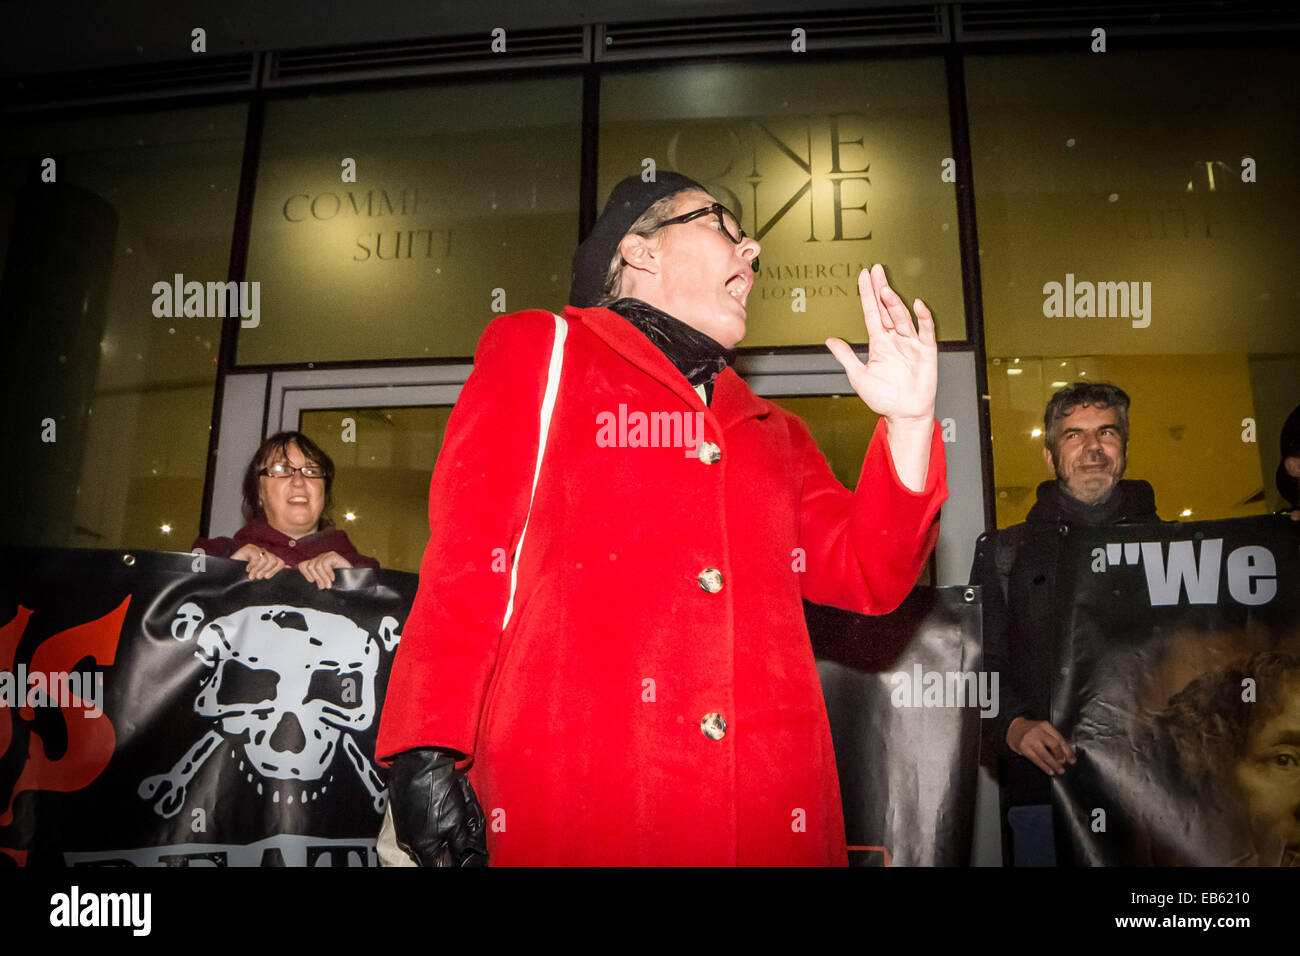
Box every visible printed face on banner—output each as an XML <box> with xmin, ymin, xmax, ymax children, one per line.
<box><xmin>1233</xmin><ymin>675</ymin><xmax>1300</xmax><ymax>865</ymax></box>
<box><xmin>1153</xmin><ymin>652</ymin><xmax>1300</xmax><ymax>866</ymax></box>
<box><xmin>1058</xmin><ymin>519</ymin><xmax>1300</xmax><ymax>867</ymax></box>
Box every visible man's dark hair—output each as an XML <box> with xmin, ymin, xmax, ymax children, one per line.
<box><xmin>1043</xmin><ymin>381</ymin><xmax>1131</xmax><ymax>457</ymax></box>
<box><xmin>240</xmin><ymin>430</ymin><xmax>337</xmax><ymax>527</ymax></box>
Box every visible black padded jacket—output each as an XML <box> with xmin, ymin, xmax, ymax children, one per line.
<box><xmin>970</xmin><ymin>479</ymin><xmax>1162</xmax><ymax>806</ymax></box>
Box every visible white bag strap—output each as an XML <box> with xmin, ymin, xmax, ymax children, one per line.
<box><xmin>501</xmin><ymin>313</ymin><xmax>567</xmax><ymax>629</ymax></box>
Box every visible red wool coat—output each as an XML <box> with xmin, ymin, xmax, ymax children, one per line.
<box><xmin>376</xmin><ymin>305</ymin><xmax>947</xmax><ymax>865</ymax></box>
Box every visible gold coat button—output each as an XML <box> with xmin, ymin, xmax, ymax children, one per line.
<box><xmin>697</xmin><ymin>441</ymin><xmax>721</xmax><ymax>465</ymax></box>
<box><xmin>697</xmin><ymin>568</ymin><xmax>723</xmax><ymax>593</ymax></box>
<box><xmin>701</xmin><ymin>712</ymin><xmax>727</xmax><ymax>740</ymax></box>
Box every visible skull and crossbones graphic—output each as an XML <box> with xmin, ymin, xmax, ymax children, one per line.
<box><xmin>139</xmin><ymin>602</ymin><xmax>399</xmax><ymax>818</ymax></box>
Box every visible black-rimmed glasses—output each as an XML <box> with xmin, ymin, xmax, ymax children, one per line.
<box><xmin>658</xmin><ymin>202</ymin><xmax>759</xmax><ymax>272</ymax></box>
<box><xmin>659</xmin><ymin>203</ymin><xmax>747</xmax><ymax>244</ymax></box>
<box><xmin>259</xmin><ymin>463</ymin><xmax>327</xmax><ymax>480</ymax></box>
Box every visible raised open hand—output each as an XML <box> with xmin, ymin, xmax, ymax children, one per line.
<box><xmin>825</xmin><ymin>264</ymin><xmax>937</xmax><ymax>424</ymax></box>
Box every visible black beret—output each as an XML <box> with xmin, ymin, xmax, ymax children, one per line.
<box><xmin>569</xmin><ymin>171</ymin><xmax>705</xmax><ymax>308</ymax></box>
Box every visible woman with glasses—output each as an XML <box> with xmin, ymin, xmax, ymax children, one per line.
<box><xmin>191</xmin><ymin>430</ymin><xmax>378</xmax><ymax>588</ymax></box>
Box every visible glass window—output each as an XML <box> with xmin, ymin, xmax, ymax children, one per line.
<box><xmin>772</xmin><ymin>393</ymin><xmax>930</xmax><ymax>584</ymax></box>
<box><xmin>967</xmin><ymin>50</ymin><xmax>1300</xmax><ymax>526</ymax></box>
<box><xmin>769</xmin><ymin>395</ymin><xmax>880</xmax><ymax>490</ymax></box>
<box><xmin>599</xmin><ymin>59</ymin><xmax>966</xmax><ymax>347</ymax></box>
<box><xmin>985</xmin><ymin>354</ymin><xmax>1284</xmax><ymax>525</ymax></box>
<box><xmin>239</xmin><ymin>78</ymin><xmax>583</xmax><ymax>365</ymax></box>
<box><xmin>298</xmin><ymin>406</ymin><xmax>452</xmax><ymax>572</ymax></box>
<box><xmin>0</xmin><ymin>105</ymin><xmax>247</xmax><ymax>550</ymax></box>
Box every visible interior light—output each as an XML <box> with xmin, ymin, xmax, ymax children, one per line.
<box><xmin>1007</xmin><ymin>368</ymin><xmax>1023</xmax><ymax>376</ymax></box>
<box><xmin>160</xmin><ymin>524</ymin><xmax>172</xmax><ymax>534</ymax></box>
<box><xmin>344</xmin><ymin>512</ymin><xmax>356</xmax><ymax>521</ymax></box>
<box><xmin>1180</xmin><ymin>509</ymin><xmax>1192</xmax><ymax>517</ymax></box>
<box><xmin>1030</xmin><ymin>428</ymin><xmax>1043</xmax><ymax>438</ymax></box>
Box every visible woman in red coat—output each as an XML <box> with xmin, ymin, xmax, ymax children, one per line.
<box><xmin>376</xmin><ymin>173</ymin><xmax>947</xmax><ymax>866</ymax></box>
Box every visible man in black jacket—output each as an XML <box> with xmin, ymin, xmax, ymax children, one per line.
<box><xmin>971</xmin><ymin>382</ymin><xmax>1161</xmax><ymax>865</ymax></box>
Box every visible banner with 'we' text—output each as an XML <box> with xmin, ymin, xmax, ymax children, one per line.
<box><xmin>1053</xmin><ymin>515</ymin><xmax>1300</xmax><ymax>866</ymax></box>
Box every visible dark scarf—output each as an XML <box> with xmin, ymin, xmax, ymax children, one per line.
<box><xmin>1026</xmin><ymin>479</ymin><xmax>1161</xmax><ymax>526</ymax></box>
<box><xmin>608</xmin><ymin>298</ymin><xmax>736</xmax><ymax>404</ymax></box>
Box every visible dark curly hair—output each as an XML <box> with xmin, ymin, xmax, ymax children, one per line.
<box><xmin>1156</xmin><ymin>651</ymin><xmax>1300</xmax><ymax>787</ymax></box>
<box><xmin>240</xmin><ymin>431</ymin><xmax>336</xmax><ymax>528</ymax></box>
<box><xmin>1138</xmin><ymin>650</ymin><xmax>1300</xmax><ymax>864</ymax></box>
<box><xmin>1043</xmin><ymin>381</ymin><xmax>1131</xmax><ymax>462</ymax></box>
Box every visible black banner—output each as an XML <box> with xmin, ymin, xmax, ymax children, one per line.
<box><xmin>0</xmin><ymin>548</ymin><xmax>412</xmax><ymax>867</ymax></box>
<box><xmin>1</xmin><ymin>548</ymin><xmax>985</xmax><ymax>866</ymax></box>
<box><xmin>1054</xmin><ymin>515</ymin><xmax>1300</xmax><ymax>866</ymax></box>
<box><xmin>810</xmin><ymin>586</ymin><xmax>984</xmax><ymax>866</ymax></box>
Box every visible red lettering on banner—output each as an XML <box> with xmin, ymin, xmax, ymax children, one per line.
<box><xmin>0</xmin><ymin>599</ymin><xmax>129</xmax><ymax>828</ymax></box>
<box><xmin>0</xmin><ymin>606</ymin><xmax>29</xmax><ymax>760</ymax></box>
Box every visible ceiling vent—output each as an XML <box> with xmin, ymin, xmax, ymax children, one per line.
<box><xmin>267</xmin><ymin>27</ymin><xmax>590</xmax><ymax>88</ymax></box>
<box><xmin>597</xmin><ymin>6</ymin><xmax>948</xmax><ymax>60</ymax></box>
<box><xmin>2</xmin><ymin>54</ymin><xmax>258</xmax><ymax>113</ymax></box>
<box><xmin>955</xmin><ymin>0</ymin><xmax>1300</xmax><ymax>41</ymax></box>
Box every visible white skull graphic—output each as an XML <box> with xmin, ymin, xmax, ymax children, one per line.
<box><xmin>195</xmin><ymin>605</ymin><xmax>387</xmax><ymax>779</ymax></box>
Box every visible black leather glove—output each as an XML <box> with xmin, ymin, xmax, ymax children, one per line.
<box><xmin>389</xmin><ymin>747</ymin><xmax>488</xmax><ymax>867</ymax></box>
